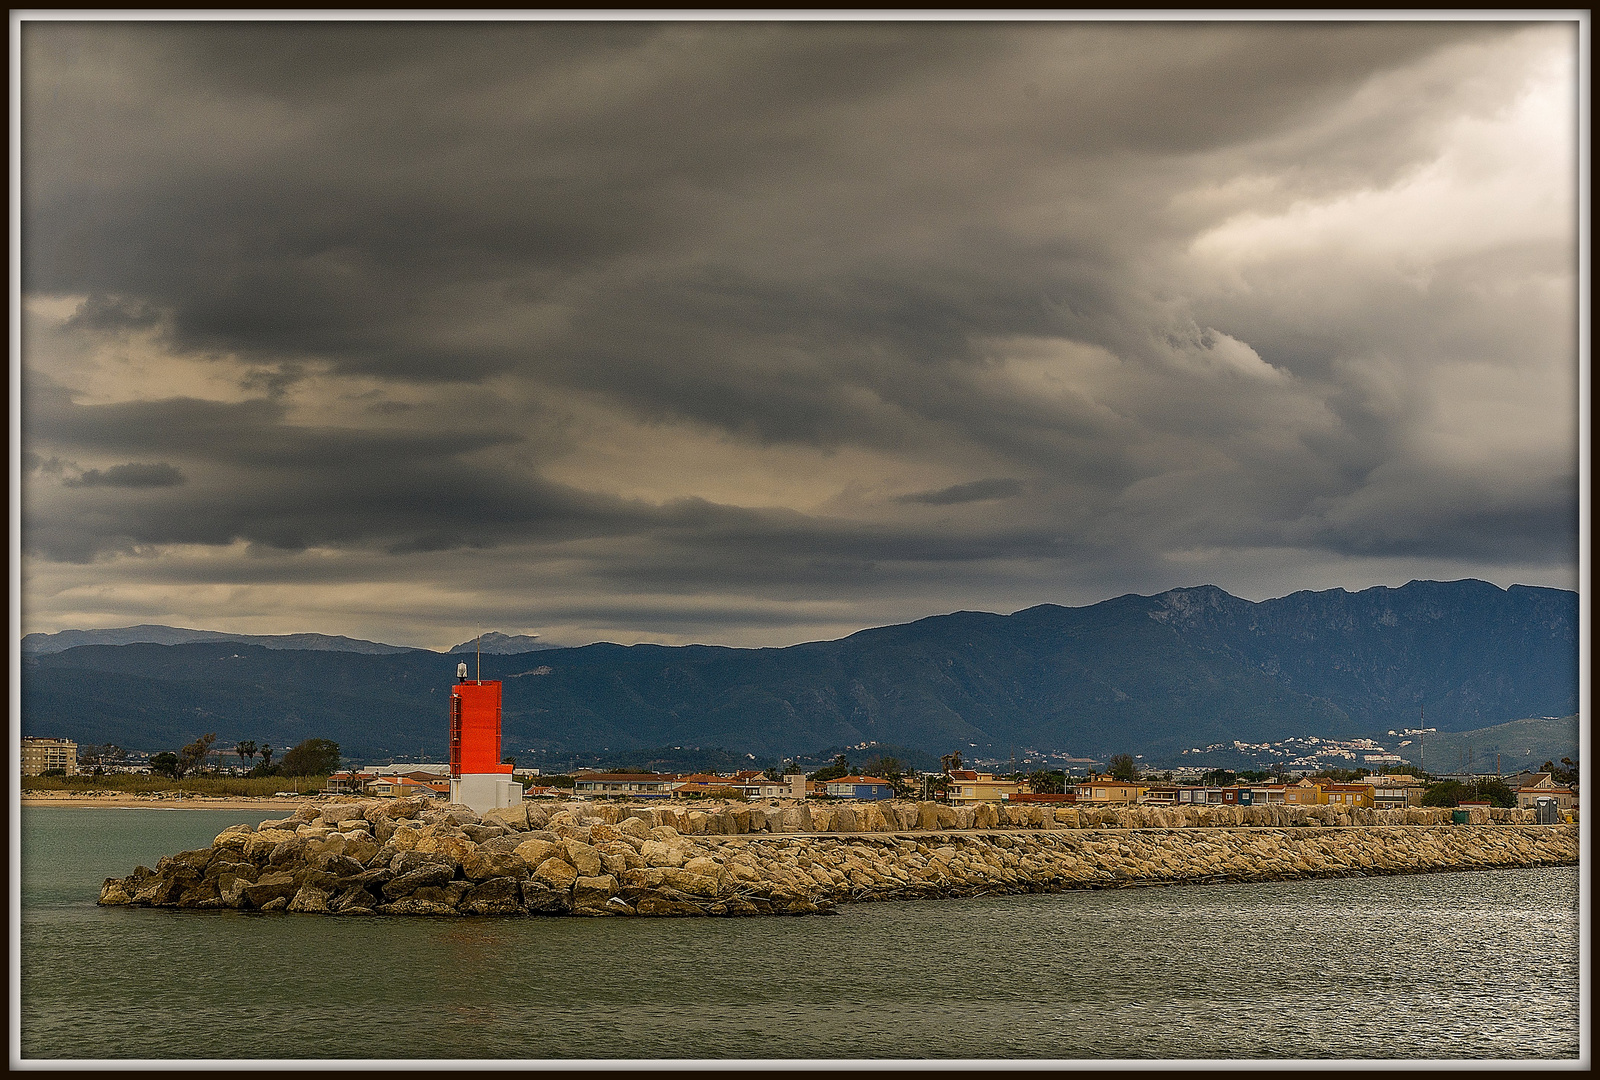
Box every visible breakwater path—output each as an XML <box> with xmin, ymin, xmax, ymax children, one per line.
<box><xmin>97</xmin><ymin>797</ymin><xmax>1578</xmax><ymax>917</ymax></box>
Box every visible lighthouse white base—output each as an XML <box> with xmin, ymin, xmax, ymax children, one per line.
<box><xmin>450</xmin><ymin>773</ymin><xmax>524</xmax><ymax>815</ymax></box>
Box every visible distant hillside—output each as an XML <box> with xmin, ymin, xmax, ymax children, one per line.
<box><xmin>21</xmin><ymin>624</ymin><xmax>420</xmax><ymax>656</ymax></box>
<box><xmin>20</xmin><ymin>580</ymin><xmax>1577</xmax><ymax>762</ymax></box>
<box><xmin>447</xmin><ymin>632</ymin><xmax>557</xmax><ymax>655</ymax></box>
<box><xmin>1390</xmin><ymin>714</ymin><xmax>1579</xmax><ymax>776</ymax></box>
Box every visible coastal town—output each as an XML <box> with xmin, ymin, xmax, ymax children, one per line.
<box><xmin>23</xmin><ymin>734</ymin><xmax>1578</xmax><ymax>819</ymax></box>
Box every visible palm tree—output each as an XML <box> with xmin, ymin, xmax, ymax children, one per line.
<box><xmin>259</xmin><ymin>744</ymin><xmax>274</xmax><ymax>769</ymax></box>
<box><xmin>236</xmin><ymin>740</ymin><xmax>257</xmax><ymax>770</ymax></box>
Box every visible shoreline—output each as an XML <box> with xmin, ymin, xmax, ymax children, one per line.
<box><xmin>23</xmin><ymin>793</ymin><xmax>322</xmax><ymax>811</ymax></box>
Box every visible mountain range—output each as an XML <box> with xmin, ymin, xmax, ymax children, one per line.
<box><xmin>19</xmin><ymin>579</ymin><xmax>1577</xmax><ymax>764</ymax></box>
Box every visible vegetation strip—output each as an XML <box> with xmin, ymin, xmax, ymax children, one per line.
<box><xmin>98</xmin><ymin>798</ymin><xmax>1579</xmax><ymax>917</ymax></box>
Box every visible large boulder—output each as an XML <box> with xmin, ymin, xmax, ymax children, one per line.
<box><xmin>571</xmin><ymin>874</ymin><xmax>622</xmax><ymax>915</ymax></box>
<box><xmin>241</xmin><ymin>871</ymin><xmax>300</xmax><ymax>909</ymax></box>
<box><xmin>640</xmin><ymin>839</ymin><xmax>685</xmax><ymax>868</ymax></box>
<box><xmin>617</xmin><ymin>816</ymin><xmax>653</xmax><ymax>841</ymax></box>
<box><xmin>243</xmin><ymin>828</ymin><xmax>299</xmax><ymax>862</ymax></box>
<box><xmin>389</xmin><ymin>850</ymin><xmax>455</xmax><ymax>876</ymax></box>
<box><xmin>513</xmin><ymin>838</ymin><xmax>560</xmax><ymax>869</ymax></box>
<box><xmin>521</xmin><ymin>880</ymin><xmax>572</xmax><ymax>914</ymax></box>
<box><xmin>461</xmin><ymin>824</ymin><xmax>510</xmax><ymax>845</ymax></box>
<box><xmin>460</xmin><ymin>876</ymin><xmax>526</xmax><ymax>916</ymax></box>
<box><xmin>380</xmin><ymin>896</ymin><xmax>461</xmax><ymax>916</ymax></box>
<box><xmin>267</xmin><ymin>837</ymin><xmax>310</xmax><ymax>868</ymax></box>
<box><xmin>212</xmin><ymin>825</ymin><xmax>255</xmax><ymax>856</ymax></box>
<box><xmin>312</xmin><ymin>853</ymin><xmax>367</xmax><ymax>878</ymax></box>
<box><xmin>287</xmin><ymin>884</ymin><xmax>332</xmax><ymax>913</ymax></box>
<box><xmin>588</xmin><ymin>822</ymin><xmax>625</xmax><ymax>844</ymax></box>
<box><xmin>481</xmin><ymin>805</ymin><xmax>530</xmax><ymax>831</ymax></box>
<box><xmin>658</xmin><ymin>867</ymin><xmax>721</xmax><ymax>897</ymax></box>
<box><xmin>382</xmin><ymin>864</ymin><xmax>456</xmax><ymax>900</ymax></box>
<box><xmin>412</xmin><ymin>834</ymin><xmax>476</xmax><ymax>871</ymax></box>
<box><xmin>531</xmin><ymin>857</ymin><xmax>579</xmax><ymax>892</ymax></box>
<box><xmin>562</xmin><ymin>839</ymin><xmax>602</xmax><ymax>877</ymax></box>
<box><xmin>462</xmin><ymin>848</ymin><xmax>530</xmax><ymax>882</ymax></box>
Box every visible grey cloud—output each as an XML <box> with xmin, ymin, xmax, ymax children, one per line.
<box><xmin>19</xmin><ymin>20</ymin><xmax>1577</xmax><ymax>644</ymax></box>
<box><xmin>897</xmin><ymin>478</ymin><xmax>1024</xmax><ymax>506</ymax></box>
<box><xmin>64</xmin><ymin>462</ymin><xmax>186</xmax><ymax>488</ymax></box>
<box><xmin>62</xmin><ymin>294</ymin><xmax>161</xmax><ymax>333</ymax></box>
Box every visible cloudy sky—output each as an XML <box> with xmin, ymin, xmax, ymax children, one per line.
<box><xmin>18</xmin><ymin>18</ymin><xmax>1582</xmax><ymax>651</ymax></box>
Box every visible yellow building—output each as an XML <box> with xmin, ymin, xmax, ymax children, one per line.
<box><xmin>1074</xmin><ymin>775</ymin><xmax>1146</xmax><ymax>804</ymax></box>
<box><xmin>22</xmin><ymin>737</ymin><xmax>78</xmax><ymax>776</ymax></box>
<box><xmin>945</xmin><ymin>770</ymin><xmax>1027</xmax><ymax>805</ymax></box>
<box><xmin>1285</xmin><ymin>779</ymin><xmax>1323</xmax><ymax>804</ymax></box>
<box><xmin>1319</xmin><ymin>782</ymin><xmax>1374</xmax><ymax>808</ymax></box>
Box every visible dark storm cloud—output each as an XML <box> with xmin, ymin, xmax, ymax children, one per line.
<box><xmin>19</xmin><ymin>19</ymin><xmax>1578</xmax><ymax>643</ymax></box>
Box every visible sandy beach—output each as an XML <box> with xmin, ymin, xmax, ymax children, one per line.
<box><xmin>21</xmin><ymin>791</ymin><xmax>329</xmax><ymax>811</ymax></box>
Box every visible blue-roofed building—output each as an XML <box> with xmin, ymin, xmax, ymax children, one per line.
<box><xmin>822</xmin><ymin>775</ymin><xmax>896</xmax><ymax>800</ymax></box>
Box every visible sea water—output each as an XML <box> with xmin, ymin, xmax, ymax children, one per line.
<box><xmin>17</xmin><ymin>807</ymin><xmax>1583</xmax><ymax>1061</ymax></box>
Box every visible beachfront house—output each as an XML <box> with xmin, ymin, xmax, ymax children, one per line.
<box><xmin>945</xmin><ymin>770</ymin><xmax>1027</xmax><ymax>805</ymax></box>
<box><xmin>822</xmin><ymin>775</ymin><xmax>896</xmax><ymax>800</ymax></box>
<box><xmin>1073</xmin><ymin>776</ymin><xmax>1145</xmax><ymax>804</ymax></box>
<box><xmin>571</xmin><ymin>772</ymin><xmax>680</xmax><ymax>798</ymax></box>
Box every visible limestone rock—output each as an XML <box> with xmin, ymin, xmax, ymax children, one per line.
<box><xmin>382</xmin><ymin>864</ymin><xmax>455</xmax><ymax>899</ymax></box>
<box><xmin>244</xmin><ymin>828</ymin><xmax>300</xmax><ymax>862</ymax></box>
<box><xmin>389</xmin><ymin>850</ymin><xmax>453</xmax><ymax>876</ymax></box>
<box><xmin>413</xmin><ymin>834</ymin><xmax>476</xmax><ymax>870</ymax></box>
<box><xmin>572</xmin><ymin>874</ymin><xmax>622</xmax><ymax>915</ymax></box>
<box><xmin>618</xmin><ymin>816</ymin><xmax>653</xmax><ymax>841</ymax></box>
<box><xmin>521</xmin><ymin>881</ymin><xmax>572</xmax><ymax>913</ymax></box>
<box><xmin>532</xmin><ymin>857</ymin><xmax>579</xmax><ymax>892</ymax></box>
<box><xmin>288</xmin><ymin>885</ymin><xmax>331</xmax><ymax>913</ymax></box>
<box><xmin>481</xmin><ymin>805</ymin><xmax>530</xmax><ymax>831</ymax></box>
<box><xmin>562</xmin><ymin>839</ymin><xmax>602</xmax><ymax>877</ymax></box>
<box><xmin>461</xmin><ymin>876</ymin><xmax>525</xmax><ymax>916</ymax></box>
<box><xmin>213</xmin><ymin>825</ymin><xmax>255</xmax><ymax>855</ymax></box>
<box><xmin>462</xmin><ymin>848</ymin><xmax>531</xmax><ymax>882</ymax></box>
<box><xmin>98</xmin><ymin>878</ymin><xmax>135</xmax><ymax>905</ymax></box>
<box><xmin>513</xmin><ymin>838</ymin><xmax>560</xmax><ymax>870</ymax></box>
<box><xmin>241</xmin><ymin>871</ymin><xmax>300</xmax><ymax>908</ymax></box>
<box><xmin>380</xmin><ymin>896</ymin><xmax>461</xmax><ymax>916</ymax></box>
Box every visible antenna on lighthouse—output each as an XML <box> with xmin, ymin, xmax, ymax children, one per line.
<box><xmin>476</xmin><ymin>626</ymin><xmax>482</xmax><ymax>682</ymax></box>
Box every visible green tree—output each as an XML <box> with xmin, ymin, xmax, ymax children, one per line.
<box><xmin>862</xmin><ymin>755</ymin><xmax>902</xmax><ymax>781</ymax></box>
<box><xmin>175</xmin><ymin>733</ymin><xmax>217</xmax><ymax>778</ymax></box>
<box><xmin>236</xmin><ymin>740</ymin><xmax>257</xmax><ymax>769</ymax></box>
<box><xmin>1201</xmin><ymin>768</ymin><xmax>1237</xmax><ymax>787</ymax></box>
<box><xmin>810</xmin><ymin>756</ymin><xmax>853</xmax><ymax>783</ymax></box>
<box><xmin>1474</xmin><ymin>778</ymin><xmax>1516</xmax><ymax>808</ymax></box>
<box><xmin>940</xmin><ymin>751</ymin><xmax>964</xmax><ymax>775</ymax></box>
<box><xmin>259</xmin><ymin>744</ymin><xmax>274</xmax><ymax>768</ymax></box>
<box><xmin>1026</xmin><ymin>769</ymin><xmax>1066</xmax><ymax>794</ymax></box>
<box><xmin>1108</xmin><ymin>754</ymin><xmax>1138</xmax><ymax>782</ymax></box>
<box><xmin>278</xmin><ymin>738</ymin><xmax>341</xmax><ymax>777</ymax></box>
<box><xmin>1421</xmin><ymin>779</ymin><xmax>1471</xmax><ymax>807</ymax></box>
<box><xmin>149</xmin><ymin>752</ymin><xmax>182</xmax><ymax>779</ymax></box>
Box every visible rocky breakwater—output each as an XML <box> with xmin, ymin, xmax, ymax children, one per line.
<box><xmin>98</xmin><ymin>796</ymin><xmax>1578</xmax><ymax>917</ymax></box>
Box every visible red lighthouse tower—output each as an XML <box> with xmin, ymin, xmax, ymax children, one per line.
<box><xmin>448</xmin><ymin>662</ymin><xmax>523</xmax><ymax>813</ymax></box>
